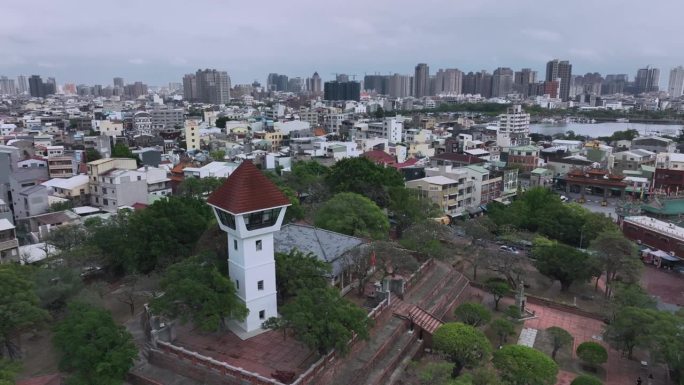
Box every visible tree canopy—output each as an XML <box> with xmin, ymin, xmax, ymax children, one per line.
<box><xmin>53</xmin><ymin>302</ymin><xmax>137</xmax><ymax>385</ymax></box>
<box><xmin>454</xmin><ymin>303</ymin><xmax>492</xmax><ymax>327</ymax></box>
<box><xmin>325</xmin><ymin>157</ymin><xmax>404</xmax><ymax>208</ymax></box>
<box><xmin>0</xmin><ymin>264</ymin><xmax>50</xmax><ymax>359</ymax></box>
<box><xmin>546</xmin><ymin>326</ymin><xmax>573</xmax><ymax>361</ymax></box>
<box><xmin>275</xmin><ymin>249</ymin><xmax>331</xmax><ymax>304</ymax></box>
<box><xmin>263</xmin><ymin>287</ymin><xmax>371</xmax><ymax>356</ymax></box>
<box><xmin>314</xmin><ymin>192</ymin><xmax>389</xmax><ymax>239</ymax></box>
<box><xmin>485</xmin><ymin>279</ymin><xmax>510</xmax><ymax>311</ymax></box>
<box><xmin>533</xmin><ymin>238</ymin><xmax>598</xmax><ymax>291</ymax></box>
<box><xmin>492</xmin><ymin>345</ymin><xmax>558</xmax><ymax>385</ymax></box>
<box><xmin>487</xmin><ymin>188</ymin><xmax>616</xmax><ymax>247</ymax></box>
<box><xmin>0</xmin><ymin>359</ymin><xmax>20</xmax><ymax>385</ymax></box>
<box><xmin>589</xmin><ymin>230</ymin><xmax>641</xmax><ymax>297</ymax></box>
<box><xmin>490</xmin><ymin>318</ymin><xmax>515</xmax><ymax>347</ymax></box>
<box><xmin>150</xmin><ymin>255</ymin><xmax>248</xmax><ymax>332</ymax></box>
<box><xmin>576</xmin><ymin>341</ymin><xmax>607</xmax><ymax>369</ymax></box>
<box><xmin>432</xmin><ymin>322</ymin><xmax>492</xmax><ymax>377</ymax></box>
<box><xmin>111</xmin><ymin>142</ymin><xmax>137</xmax><ymax>160</ymax></box>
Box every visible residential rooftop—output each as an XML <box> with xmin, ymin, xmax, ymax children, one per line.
<box><xmin>624</xmin><ymin>216</ymin><xmax>684</xmax><ymax>242</ymax></box>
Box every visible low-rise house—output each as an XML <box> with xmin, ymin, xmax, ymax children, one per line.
<box><xmin>631</xmin><ymin>136</ymin><xmax>676</xmax><ymax>154</ymax></box>
<box><xmin>613</xmin><ymin>149</ymin><xmax>656</xmax><ymax>175</ymax></box>
<box><xmin>183</xmin><ymin>161</ymin><xmax>238</xmax><ymax>179</ymax></box>
<box><xmin>139</xmin><ymin>166</ymin><xmax>172</xmax><ymax>200</ymax></box>
<box><xmin>507</xmin><ymin>145</ymin><xmax>540</xmax><ymax>172</ymax></box>
<box><xmin>16</xmin><ymin>185</ymin><xmax>49</xmax><ymax>220</ymax></box>
<box><xmin>27</xmin><ymin>210</ymin><xmax>81</xmax><ymax>242</ymax></box>
<box><xmin>0</xmin><ymin>218</ymin><xmax>19</xmax><ymax>263</ymax></box>
<box><xmin>530</xmin><ymin>168</ymin><xmax>554</xmax><ymax>188</ymax></box>
<box><xmin>91</xmin><ymin>169</ymin><xmax>148</xmax><ymax>211</ymax></box>
<box><xmin>41</xmin><ymin>175</ymin><xmax>89</xmax><ymax>204</ymax></box>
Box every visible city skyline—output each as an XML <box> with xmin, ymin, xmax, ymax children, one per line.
<box><xmin>1</xmin><ymin>0</ymin><xmax>683</xmax><ymax>86</ymax></box>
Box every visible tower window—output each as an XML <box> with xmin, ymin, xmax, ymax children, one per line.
<box><xmin>236</xmin><ymin>280</ymin><xmax>239</xmax><ymax>290</ymax></box>
<box><xmin>257</xmin><ymin>280</ymin><xmax>264</xmax><ymax>290</ymax></box>
<box><xmin>234</xmin><ymin>240</ymin><xmax>238</xmax><ymax>250</ymax></box>
<box><xmin>256</xmin><ymin>240</ymin><xmax>262</xmax><ymax>251</ymax></box>
<box><xmin>259</xmin><ymin>310</ymin><xmax>265</xmax><ymax>320</ymax></box>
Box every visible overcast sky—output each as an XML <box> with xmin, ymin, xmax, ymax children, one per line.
<box><xmin>1</xmin><ymin>0</ymin><xmax>682</xmax><ymax>87</ymax></box>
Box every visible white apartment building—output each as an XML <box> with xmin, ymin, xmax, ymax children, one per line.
<box><xmin>656</xmin><ymin>153</ymin><xmax>684</xmax><ymax>170</ymax></box>
<box><xmin>93</xmin><ymin>120</ymin><xmax>124</xmax><ymax>137</ymax></box>
<box><xmin>185</xmin><ymin>119</ymin><xmax>201</xmax><ymax>151</ymax></box>
<box><xmin>92</xmin><ymin>169</ymin><xmax>148</xmax><ymax>211</ymax></box>
<box><xmin>497</xmin><ymin>104</ymin><xmax>530</xmax><ymax>149</ymax></box>
<box><xmin>420</xmin><ymin>166</ymin><xmax>477</xmax><ymax>216</ymax></box>
<box><xmin>133</xmin><ymin>111</ymin><xmax>152</xmax><ymax>136</ymax></box>
<box><xmin>139</xmin><ymin>167</ymin><xmax>172</xmax><ymax>199</ymax></box>
<box><xmin>323</xmin><ymin>113</ymin><xmax>351</xmax><ymax>134</ymax></box>
<box><xmin>366</xmin><ymin>117</ymin><xmax>403</xmax><ymax>143</ymax></box>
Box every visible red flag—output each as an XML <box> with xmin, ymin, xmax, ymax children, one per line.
<box><xmin>370</xmin><ymin>251</ymin><xmax>376</xmax><ymax>267</ymax></box>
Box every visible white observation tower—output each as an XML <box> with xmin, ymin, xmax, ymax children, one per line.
<box><xmin>207</xmin><ymin>161</ymin><xmax>290</xmax><ymax>336</ymax></box>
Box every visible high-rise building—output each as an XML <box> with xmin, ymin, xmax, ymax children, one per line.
<box><xmin>45</xmin><ymin>77</ymin><xmax>57</xmax><ymax>95</ymax></box>
<box><xmin>545</xmin><ymin>59</ymin><xmax>572</xmax><ymax>101</ymax></box>
<box><xmin>336</xmin><ymin>74</ymin><xmax>349</xmax><ymax>83</ymax></box>
<box><xmin>29</xmin><ymin>75</ymin><xmax>46</xmax><ymax>97</ymax></box>
<box><xmin>491</xmin><ymin>67</ymin><xmax>514</xmax><ymax>98</ymax></box>
<box><xmin>16</xmin><ymin>75</ymin><xmax>28</xmax><ymax>94</ymax></box>
<box><xmin>323</xmin><ymin>81</ymin><xmax>360</xmax><ymax>101</ymax></box>
<box><xmin>113</xmin><ymin>77</ymin><xmax>124</xmax><ymax>88</ymax></box>
<box><xmin>364</xmin><ymin>74</ymin><xmax>389</xmax><ymax>94</ymax></box>
<box><xmin>474</xmin><ymin>70</ymin><xmax>493</xmax><ymax>98</ymax></box>
<box><xmin>414</xmin><ymin>63</ymin><xmax>430</xmax><ymax>98</ymax></box>
<box><xmin>462</xmin><ymin>72</ymin><xmax>476</xmax><ymax>95</ymax></box>
<box><xmin>0</xmin><ymin>77</ymin><xmax>16</xmax><ymax>95</ymax></box>
<box><xmin>195</xmin><ymin>69</ymin><xmax>231</xmax><ymax>104</ymax></box>
<box><xmin>306</xmin><ymin>71</ymin><xmax>322</xmax><ymax>95</ymax></box>
<box><xmin>668</xmin><ymin>66</ymin><xmax>684</xmax><ymax>98</ymax></box>
<box><xmin>433</xmin><ymin>69</ymin><xmax>463</xmax><ymax>95</ymax></box>
<box><xmin>514</xmin><ymin>68</ymin><xmax>537</xmax><ymax>97</ymax></box>
<box><xmin>497</xmin><ymin>105</ymin><xmax>531</xmax><ymax>148</ymax></box>
<box><xmin>287</xmin><ymin>77</ymin><xmax>305</xmax><ymax>93</ymax></box>
<box><xmin>124</xmin><ymin>81</ymin><xmax>148</xmax><ymax>99</ymax></box>
<box><xmin>602</xmin><ymin>74</ymin><xmax>628</xmax><ymax>95</ymax></box>
<box><xmin>267</xmin><ymin>73</ymin><xmax>288</xmax><ymax>92</ymax></box>
<box><xmin>183</xmin><ymin>73</ymin><xmax>197</xmax><ymax>101</ymax></box>
<box><xmin>388</xmin><ymin>74</ymin><xmax>411</xmax><ymax>98</ymax></box>
<box><xmin>635</xmin><ymin>66</ymin><xmax>660</xmax><ymax>94</ymax></box>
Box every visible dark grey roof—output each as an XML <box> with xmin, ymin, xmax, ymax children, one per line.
<box><xmin>274</xmin><ymin>223</ymin><xmax>365</xmax><ymax>277</ymax></box>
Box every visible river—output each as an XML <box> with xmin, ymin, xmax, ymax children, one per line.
<box><xmin>530</xmin><ymin>122</ymin><xmax>683</xmax><ymax>138</ymax></box>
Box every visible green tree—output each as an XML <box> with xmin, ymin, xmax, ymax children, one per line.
<box><xmin>493</xmin><ymin>345</ymin><xmax>558</xmax><ymax>385</ymax></box>
<box><xmin>454</xmin><ymin>303</ymin><xmax>492</xmax><ymax>327</ymax></box>
<box><xmin>33</xmin><ymin>267</ymin><xmax>83</xmax><ymax>310</ymax></box>
<box><xmin>0</xmin><ymin>265</ymin><xmax>50</xmax><ymax>359</ymax></box>
<box><xmin>124</xmin><ymin>197</ymin><xmax>212</xmax><ymax>273</ymax></box>
<box><xmin>177</xmin><ymin>176</ymin><xmax>226</xmax><ymax>199</ymax></box>
<box><xmin>570</xmin><ymin>375</ymin><xmax>603</xmax><ymax>385</ymax></box>
<box><xmin>432</xmin><ymin>322</ymin><xmax>492</xmax><ymax>377</ymax></box>
<box><xmin>505</xmin><ymin>304</ymin><xmax>522</xmax><ymax>320</ymax></box>
<box><xmin>463</xmin><ymin>217</ymin><xmax>497</xmax><ymax>281</ymax></box>
<box><xmin>48</xmin><ymin>200</ymin><xmax>74</xmax><ymax>213</ymax></box>
<box><xmin>485</xmin><ymin>279</ymin><xmax>510</xmax><ymax>311</ymax></box>
<box><xmin>85</xmin><ymin>148</ymin><xmax>102</xmax><ymax>162</ymax></box>
<box><xmin>399</xmin><ymin>220</ymin><xmax>452</xmax><ymax>259</ymax></box>
<box><xmin>53</xmin><ymin>302</ymin><xmax>137</xmax><ymax>385</ymax></box>
<box><xmin>533</xmin><ymin>239</ymin><xmax>598</xmax><ymax>291</ymax></box>
<box><xmin>389</xmin><ymin>186</ymin><xmax>440</xmax><ymax>238</ymax></box>
<box><xmin>215</xmin><ymin>116</ymin><xmax>230</xmax><ymax>128</ymax></box>
<box><xmin>490</xmin><ymin>318</ymin><xmax>515</xmax><ymax>347</ymax></box>
<box><xmin>589</xmin><ymin>230</ymin><xmax>641</xmax><ymax>297</ymax></box>
<box><xmin>263</xmin><ymin>287</ymin><xmax>371</xmax><ymax>356</ymax></box>
<box><xmin>111</xmin><ymin>142</ymin><xmax>136</xmax><ymax>160</ymax></box>
<box><xmin>275</xmin><ymin>249</ymin><xmax>330</xmax><ymax>304</ymax></box>
<box><xmin>0</xmin><ymin>359</ymin><xmax>20</xmax><ymax>385</ymax></box>
<box><xmin>546</xmin><ymin>326</ymin><xmax>573</xmax><ymax>361</ymax></box>
<box><xmin>150</xmin><ymin>256</ymin><xmax>248</xmax><ymax>332</ymax></box>
<box><xmin>209</xmin><ymin>149</ymin><xmax>226</xmax><ymax>160</ymax></box>
<box><xmin>326</xmin><ymin>157</ymin><xmax>404</xmax><ymax>208</ymax></box>
<box><xmin>314</xmin><ymin>192</ymin><xmax>389</xmax><ymax>239</ymax></box>
<box><xmin>576</xmin><ymin>342</ymin><xmax>607</xmax><ymax>370</ymax></box>
<box><xmin>604</xmin><ymin>306</ymin><xmax>657</xmax><ymax>359</ymax></box>
<box><xmin>43</xmin><ymin>224</ymin><xmax>87</xmax><ymax>256</ymax></box>
<box><xmin>285</xmin><ymin>160</ymin><xmax>330</xmax><ymax>202</ymax></box>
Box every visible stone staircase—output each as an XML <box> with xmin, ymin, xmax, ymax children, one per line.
<box><xmin>325</xmin><ymin>260</ymin><xmax>471</xmax><ymax>385</ymax></box>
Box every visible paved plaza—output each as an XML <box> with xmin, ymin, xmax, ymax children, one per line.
<box><xmin>172</xmin><ymin>322</ymin><xmax>314</xmax><ymax>379</ymax></box>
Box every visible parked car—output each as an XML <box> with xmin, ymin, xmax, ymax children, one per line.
<box><xmin>499</xmin><ymin>245</ymin><xmax>519</xmax><ymax>254</ymax></box>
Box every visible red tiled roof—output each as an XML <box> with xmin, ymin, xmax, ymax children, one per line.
<box><xmin>432</xmin><ymin>153</ymin><xmax>485</xmax><ymax>164</ymax></box>
<box><xmin>207</xmin><ymin>161</ymin><xmax>290</xmax><ymax>214</ymax></box>
<box><xmin>390</xmin><ymin>158</ymin><xmax>419</xmax><ymax>169</ymax></box>
<box><xmin>132</xmin><ymin>202</ymin><xmax>148</xmax><ymax>211</ymax></box>
<box><xmin>362</xmin><ymin>150</ymin><xmax>396</xmax><ymax>165</ymax></box>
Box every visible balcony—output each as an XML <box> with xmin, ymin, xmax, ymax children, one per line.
<box><xmin>0</xmin><ymin>238</ymin><xmax>19</xmax><ymax>251</ymax></box>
